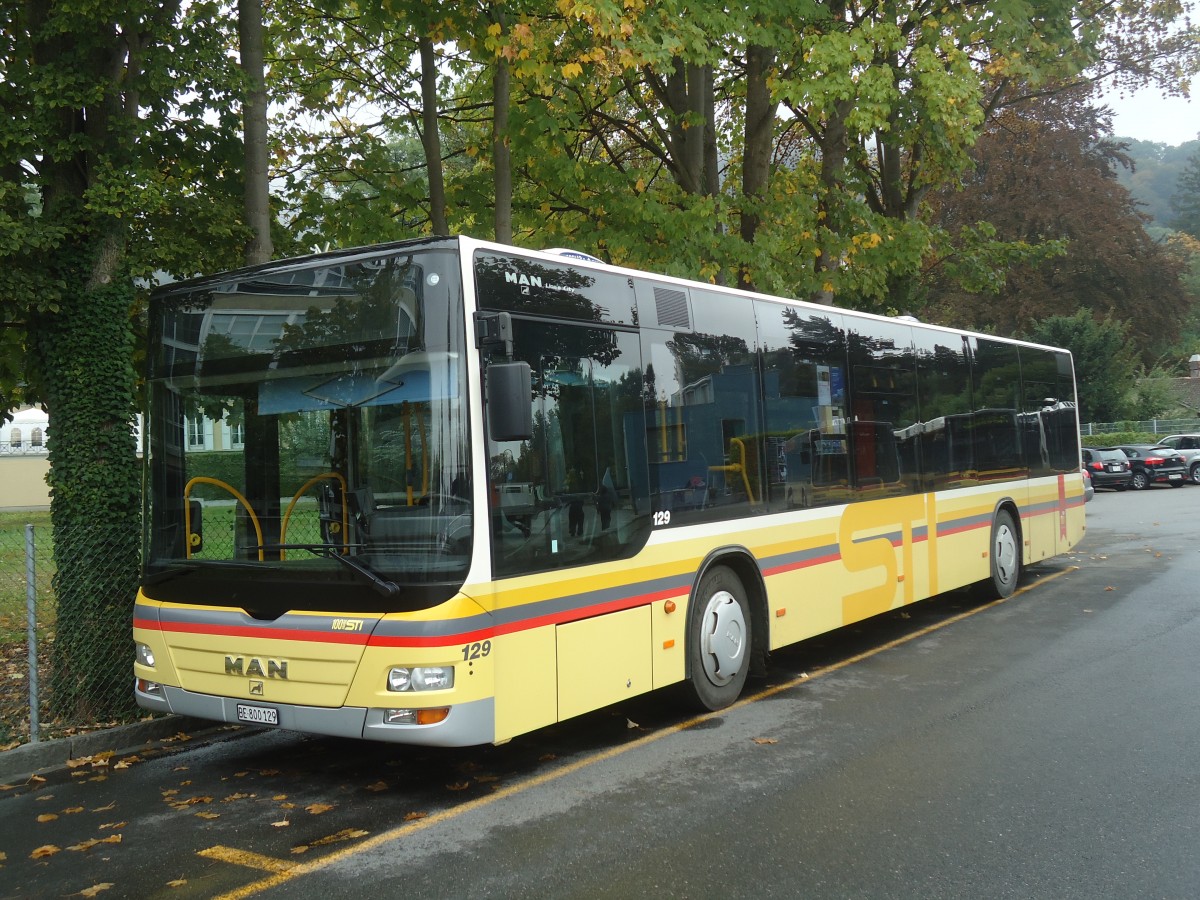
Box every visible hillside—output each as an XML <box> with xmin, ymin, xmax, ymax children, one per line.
<box><xmin>1112</xmin><ymin>137</ymin><xmax>1199</xmax><ymax>226</ymax></box>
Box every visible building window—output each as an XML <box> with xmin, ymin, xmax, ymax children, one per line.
<box><xmin>9</xmin><ymin>427</ymin><xmax>21</xmax><ymax>450</ymax></box>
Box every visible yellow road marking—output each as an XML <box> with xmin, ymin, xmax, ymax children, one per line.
<box><xmin>212</xmin><ymin>566</ymin><xmax>1078</xmax><ymax>900</ymax></box>
<box><xmin>199</xmin><ymin>845</ymin><xmax>296</xmax><ymax>874</ymax></box>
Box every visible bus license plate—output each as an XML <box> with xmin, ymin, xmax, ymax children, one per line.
<box><xmin>236</xmin><ymin>703</ymin><xmax>279</xmax><ymax>726</ymax></box>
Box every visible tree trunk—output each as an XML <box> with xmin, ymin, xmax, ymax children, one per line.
<box><xmin>239</xmin><ymin>0</ymin><xmax>272</xmax><ymax>265</ymax></box>
<box><xmin>419</xmin><ymin>35</ymin><xmax>448</xmax><ymax>235</ymax></box>
<box><xmin>739</xmin><ymin>43</ymin><xmax>777</xmax><ymax>290</ymax></box>
<box><xmin>493</xmin><ymin>54</ymin><xmax>512</xmax><ymax>244</ymax></box>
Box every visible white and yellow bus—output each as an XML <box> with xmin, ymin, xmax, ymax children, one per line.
<box><xmin>133</xmin><ymin>236</ymin><xmax>1085</xmax><ymax>746</ymax></box>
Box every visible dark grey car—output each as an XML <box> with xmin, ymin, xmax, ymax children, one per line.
<box><xmin>1109</xmin><ymin>445</ymin><xmax>1187</xmax><ymax>490</ymax></box>
<box><xmin>1081</xmin><ymin>447</ymin><xmax>1132</xmax><ymax>491</ymax></box>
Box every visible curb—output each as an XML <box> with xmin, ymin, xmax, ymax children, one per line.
<box><xmin>0</xmin><ymin>716</ymin><xmax>252</xmax><ymax>784</ymax></box>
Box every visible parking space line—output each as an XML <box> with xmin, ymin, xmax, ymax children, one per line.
<box><xmin>199</xmin><ymin>845</ymin><xmax>297</xmax><ymax>874</ymax></box>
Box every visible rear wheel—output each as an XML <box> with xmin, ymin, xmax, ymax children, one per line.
<box><xmin>684</xmin><ymin>566</ymin><xmax>751</xmax><ymax>711</ymax></box>
<box><xmin>985</xmin><ymin>509</ymin><xmax>1021</xmax><ymax>599</ymax></box>
<box><xmin>1130</xmin><ymin>470</ymin><xmax>1150</xmax><ymax>490</ymax></box>
<box><xmin>1190</xmin><ymin>462</ymin><xmax>1200</xmax><ymax>484</ymax></box>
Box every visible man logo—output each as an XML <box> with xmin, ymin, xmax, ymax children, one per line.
<box><xmin>225</xmin><ymin>656</ymin><xmax>288</xmax><ymax>680</ymax></box>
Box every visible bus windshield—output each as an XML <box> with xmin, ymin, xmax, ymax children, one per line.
<box><xmin>142</xmin><ymin>245</ymin><xmax>470</xmax><ymax>615</ymax></box>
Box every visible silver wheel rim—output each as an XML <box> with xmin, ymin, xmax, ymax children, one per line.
<box><xmin>699</xmin><ymin>591</ymin><xmax>747</xmax><ymax>686</ymax></box>
<box><xmin>994</xmin><ymin>522</ymin><xmax>1018</xmax><ymax>587</ymax></box>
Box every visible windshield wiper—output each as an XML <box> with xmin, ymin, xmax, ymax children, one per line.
<box><xmin>256</xmin><ymin>543</ymin><xmax>400</xmax><ymax>598</ymax></box>
<box><xmin>143</xmin><ymin>562</ymin><xmax>199</xmax><ymax>587</ymax></box>
<box><xmin>144</xmin><ymin>558</ymin><xmax>268</xmax><ymax>586</ymax></box>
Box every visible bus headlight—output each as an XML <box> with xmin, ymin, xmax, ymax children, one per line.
<box><xmin>387</xmin><ymin>666</ymin><xmax>454</xmax><ymax>692</ymax></box>
<box><xmin>136</xmin><ymin>643</ymin><xmax>156</xmax><ymax>668</ymax></box>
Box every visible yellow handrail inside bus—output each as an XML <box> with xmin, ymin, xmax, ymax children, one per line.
<box><xmin>279</xmin><ymin>472</ymin><xmax>349</xmax><ymax>559</ymax></box>
<box><xmin>184</xmin><ymin>477</ymin><xmax>264</xmax><ymax>561</ymax></box>
<box><xmin>402</xmin><ymin>401</ymin><xmax>430</xmax><ymax>505</ymax></box>
<box><xmin>709</xmin><ymin>437</ymin><xmax>758</xmax><ymax>505</ymax></box>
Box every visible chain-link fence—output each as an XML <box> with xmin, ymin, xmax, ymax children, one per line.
<box><xmin>0</xmin><ymin>515</ymin><xmax>143</xmax><ymax>749</ymax></box>
<box><xmin>1080</xmin><ymin>418</ymin><xmax>1200</xmax><ymax>436</ymax></box>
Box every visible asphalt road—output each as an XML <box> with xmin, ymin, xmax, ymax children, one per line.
<box><xmin>2</xmin><ymin>483</ymin><xmax>1199</xmax><ymax>899</ymax></box>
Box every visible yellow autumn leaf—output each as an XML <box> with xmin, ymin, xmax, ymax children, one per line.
<box><xmin>195</xmin><ymin>811</ymin><xmax>220</xmax><ymax>820</ymax></box>
<box><xmin>562</xmin><ymin>62</ymin><xmax>584</xmax><ymax>79</ymax></box>
<box><xmin>167</xmin><ymin>879</ymin><xmax>188</xmax><ymax>888</ymax></box>
<box><xmin>79</xmin><ymin>884</ymin><xmax>114</xmax><ymax>898</ymax></box>
<box><xmin>752</xmin><ymin>737</ymin><xmax>779</xmax><ymax>745</ymax></box>
<box><xmin>306</xmin><ymin>803</ymin><xmax>334</xmax><ymax>815</ymax></box>
<box><xmin>366</xmin><ymin>781</ymin><xmax>388</xmax><ymax>792</ymax></box>
<box><xmin>403</xmin><ymin>811</ymin><xmax>428</xmax><ymax>822</ymax></box>
<box><xmin>487</xmin><ymin>22</ymin><xmax>502</xmax><ymax>36</ymax></box>
<box><xmin>31</xmin><ymin>844</ymin><xmax>60</xmax><ymax>859</ymax></box>
<box><xmin>445</xmin><ymin>781</ymin><xmax>471</xmax><ymax>791</ymax></box>
<box><xmin>272</xmin><ymin>819</ymin><xmax>290</xmax><ymax>828</ymax></box>
<box><xmin>70</xmin><ymin>839</ymin><xmax>101</xmax><ymax>852</ymax></box>
<box><xmin>37</xmin><ymin>813</ymin><xmax>58</xmax><ymax>823</ymax></box>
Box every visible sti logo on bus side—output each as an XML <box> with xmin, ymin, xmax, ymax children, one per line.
<box><xmin>224</xmin><ymin>656</ymin><xmax>288</xmax><ymax>679</ymax></box>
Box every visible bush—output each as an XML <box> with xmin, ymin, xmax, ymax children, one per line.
<box><xmin>1080</xmin><ymin>432</ymin><xmax>1158</xmax><ymax>447</ymax></box>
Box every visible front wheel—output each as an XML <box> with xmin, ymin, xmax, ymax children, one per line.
<box><xmin>1190</xmin><ymin>462</ymin><xmax>1200</xmax><ymax>484</ymax></box>
<box><xmin>985</xmin><ymin>509</ymin><xmax>1021</xmax><ymax>599</ymax></box>
<box><xmin>684</xmin><ymin>566</ymin><xmax>751</xmax><ymax>711</ymax></box>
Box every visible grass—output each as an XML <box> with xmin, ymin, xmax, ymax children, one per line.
<box><xmin>0</xmin><ymin>510</ymin><xmax>54</xmax><ymax>642</ymax></box>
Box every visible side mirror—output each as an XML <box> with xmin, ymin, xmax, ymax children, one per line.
<box><xmin>486</xmin><ymin>361</ymin><xmax>533</xmax><ymax>441</ymax></box>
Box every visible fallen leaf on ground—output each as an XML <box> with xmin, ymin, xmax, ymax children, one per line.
<box><xmin>166</xmin><ymin>879</ymin><xmax>187</xmax><ymax>888</ymax></box>
<box><xmin>79</xmin><ymin>883</ymin><xmax>114</xmax><ymax>897</ymax></box>
<box><xmin>366</xmin><ymin>781</ymin><xmax>388</xmax><ymax>792</ymax></box>
<box><xmin>31</xmin><ymin>844</ymin><xmax>60</xmax><ymax>859</ymax></box>
<box><xmin>752</xmin><ymin>737</ymin><xmax>779</xmax><ymax>745</ymax></box>
<box><xmin>63</xmin><ymin>806</ymin><xmax>84</xmax><ymax>815</ymax></box>
<box><xmin>445</xmin><ymin>782</ymin><xmax>470</xmax><ymax>791</ymax></box>
<box><xmin>306</xmin><ymin>803</ymin><xmax>333</xmax><ymax>815</ymax></box>
<box><xmin>99</xmin><ymin>822</ymin><xmax>126</xmax><ymax>830</ymax></box>
<box><xmin>403</xmin><ymin>811</ymin><xmax>428</xmax><ymax>822</ymax></box>
<box><xmin>272</xmin><ymin>819</ymin><xmax>290</xmax><ymax>828</ymax></box>
<box><xmin>195</xmin><ymin>811</ymin><xmax>220</xmax><ymax>820</ymax></box>
<box><xmin>37</xmin><ymin>813</ymin><xmax>58</xmax><ymax>823</ymax></box>
<box><xmin>92</xmin><ymin>802</ymin><xmax>115</xmax><ymax>813</ymax></box>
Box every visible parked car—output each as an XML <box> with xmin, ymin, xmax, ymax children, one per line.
<box><xmin>1081</xmin><ymin>447</ymin><xmax>1132</xmax><ymax>491</ymax></box>
<box><xmin>1081</xmin><ymin>466</ymin><xmax>1095</xmax><ymax>502</ymax></box>
<box><xmin>1108</xmin><ymin>445</ymin><xmax>1188</xmax><ymax>490</ymax></box>
<box><xmin>1151</xmin><ymin>434</ymin><xmax>1200</xmax><ymax>483</ymax></box>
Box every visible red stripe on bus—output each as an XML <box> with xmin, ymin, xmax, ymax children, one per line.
<box><xmin>133</xmin><ymin>618</ymin><xmax>371</xmax><ymax>645</ymax></box>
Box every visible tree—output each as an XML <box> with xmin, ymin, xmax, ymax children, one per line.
<box><xmin>1028</xmin><ymin>311</ymin><xmax>1138</xmax><ymax>422</ymax></box>
<box><xmin>1172</xmin><ymin>146</ymin><xmax>1200</xmax><ymax>239</ymax></box>
<box><xmin>1</xmin><ymin>1</ymin><xmax>246</xmax><ymax>720</ymax></box>
<box><xmin>921</xmin><ymin>83</ymin><xmax>1190</xmax><ymax>361</ymax></box>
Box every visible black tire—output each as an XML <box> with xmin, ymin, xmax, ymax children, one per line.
<box><xmin>684</xmin><ymin>566</ymin><xmax>751</xmax><ymax>711</ymax></box>
<box><xmin>985</xmin><ymin>509</ymin><xmax>1021</xmax><ymax>599</ymax></box>
<box><xmin>1130</xmin><ymin>470</ymin><xmax>1150</xmax><ymax>491</ymax></box>
<box><xmin>1190</xmin><ymin>462</ymin><xmax>1200</xmax><ymax>484</ymax></box>
<box><xmin>1171</xmin><ymin>479</ymin><xmax>1186</xmax><ymax>488</ymax></box>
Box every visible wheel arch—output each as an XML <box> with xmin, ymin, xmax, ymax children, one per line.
<box><xmin>691</xmin><ymin>546</ymin><xmax>770</xmax><ymax>679</ymax></box>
